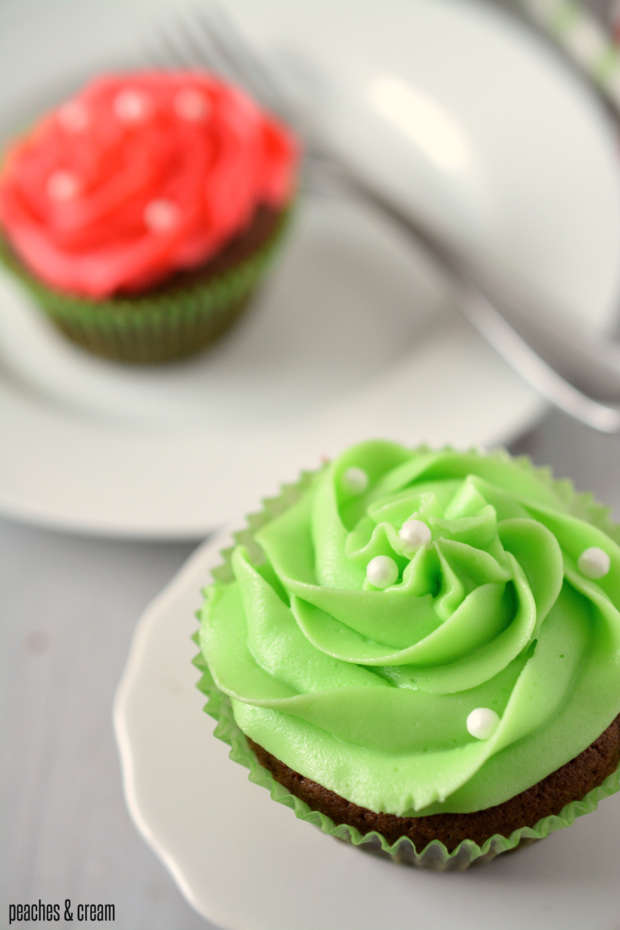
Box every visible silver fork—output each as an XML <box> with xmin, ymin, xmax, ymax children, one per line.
<box><xmin>148</xmin><ymin>5</ymin><xmax>620</xmax><ymax>434</ymax></box>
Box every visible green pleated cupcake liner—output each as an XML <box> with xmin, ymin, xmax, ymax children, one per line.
<box><xmin>193</xmin><ymin>447</ymin><xmax>620</xmax><ymax>870</ymax></box>
<box><xmin>0</xmin><ymin>204</ymin><xmax>292</xmax><ymax>364</ymax></box>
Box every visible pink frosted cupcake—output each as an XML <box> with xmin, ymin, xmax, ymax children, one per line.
<box><xmin>0</xmin><ymin>71</ymin><xmax>297</xmax><ymax>363</ymax></box>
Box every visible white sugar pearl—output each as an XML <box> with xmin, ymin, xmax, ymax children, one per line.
<box><xmin>144</xmin><ymin>199</ymin><xmax>179</xmax><ymax>233</ymax></box>
<box><xmin>174</xmin><ymin>87</ymin><xmax>209</xmax><ymax>121</ymax></box>
<box><xmin>399</xmin><ymin>518</ymin><xmax>431</xmax><ymax>550</ymax></box>
<box><xmin>578</xmin><ymin>547</ymin><xmax>610</xmax><ymax>579</ymax></box>
<box><xmin>366</xmin><ymin>555</ymin><xmax>398</xmax><ymax>589</ymax></box>
<box><xmin>58</xmin><ymin>100</ymin><xmax>89</xmax><ymax>132</ymax></box>
<box><xmin>466</xmin><ymin>707</ymin><xmax>499</xmax><ymax>740</ymax></box>
<box><xmin>46</xmin><ymin>170</ymin><xmax>79</xmax><ymax>201</ymax></box>
<box><xmin>342</xmin><ymin>467</ymin><xmax>368</xmax><ymax>495</ymax></box>
<box><xmin>114</xmin><ymin>89</ymin><xmax>149</xmax><ymax>123</ymax></box>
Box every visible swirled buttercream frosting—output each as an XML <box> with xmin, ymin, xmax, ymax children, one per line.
<box><xmin>0</xmin><ymin>71</ymin><xmax>297</xmax><ymax>297</ymax></box>
<box><xmin>199</xmin><ymin>441</ymin><xmax>620</xmax><ymax>816</ymax></box>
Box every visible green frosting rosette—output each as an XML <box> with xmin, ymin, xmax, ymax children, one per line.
<box><xmin>195</xmin><ymin>441</ymin><xmax>620</xmax><ymax>868</ymax></box>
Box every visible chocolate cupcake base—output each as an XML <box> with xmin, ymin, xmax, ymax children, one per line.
<box><xmin>196</xmin><ymin>658</ymin><xmax>620</xmax><ymax>870</ymax></box>
<box><xmin>1</xmin><ymin>203</ymin><xmax>291</xmax><ymax>364</ymax></box>
<box><xmin>249</xmin><ymin>714</ymin><xmax>620</xmax><ymax>856</ymax></box>
<box><xmin>51</xmin><ymin>290</ymin><xmax>254</xmax><ymax>364</ymax></box>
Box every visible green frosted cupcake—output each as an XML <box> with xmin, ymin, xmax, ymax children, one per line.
<box><xmin>0</xmin><ymin>71</ymin><xmax>297</xmax><ymax>363</ymax></box>
<box><xmin>195</xmin><ymin>440</ymin><xmax>620</xmax><ymax>869</ymax></box>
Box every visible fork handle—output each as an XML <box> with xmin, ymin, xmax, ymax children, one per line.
<box><xmin>307</xmin><ymin>150</ymin><xmax>620</xmax><ymax>434</ymax></box>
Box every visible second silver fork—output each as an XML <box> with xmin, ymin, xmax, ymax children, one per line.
<box><xmin>146</xmin><ymin>5</ymin><xmax>620</xmax><ymax>433</ymax></box>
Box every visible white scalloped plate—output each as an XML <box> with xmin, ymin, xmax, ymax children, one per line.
<box><xmin>1</xmin><ymin>0</ymin><xmax>619</xmax><ymax>538</ymax></box>
<box><xmin>114</xmin><ymin>528</ymin><xmax>620</xmax><ymax>930</ymax></box>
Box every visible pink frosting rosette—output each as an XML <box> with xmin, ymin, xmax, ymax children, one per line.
<box><xmin>0</xmin><ymin>71</ymin><xmax>297</xmax><ymax>297</ymax></box>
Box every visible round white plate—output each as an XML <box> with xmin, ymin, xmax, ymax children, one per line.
<box><xmin>1</xmin><ymin>0</ymin><xmax>619</xmax><ymax>539</ymax></box>
<box><xmin>114</xmin><ymin>530</ymin><xmax>620</xmax><ymax>930</ymax></box>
